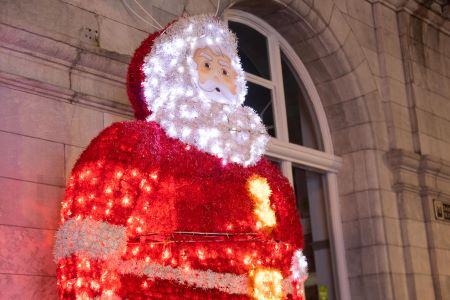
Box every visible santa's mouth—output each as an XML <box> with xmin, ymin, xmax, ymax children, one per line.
<box><xmin>215</xmin><ymin>87</ymin><xmax>221</xmax><ymax>92</ymax></box>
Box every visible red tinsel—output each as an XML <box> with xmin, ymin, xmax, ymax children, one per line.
<box><xmin>57</xmin><ymin>121</ymin><xmax>304</xmax><ymax>299</ymax></box>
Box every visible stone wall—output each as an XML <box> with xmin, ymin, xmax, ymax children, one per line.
<box><xmin>0</xmin><ymin>0</ymin><xmax>449</xmax><ymax>299</ymax></box>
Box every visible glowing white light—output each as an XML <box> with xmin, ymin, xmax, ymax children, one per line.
<box><xmin>141</xmin><ymin>15</ymin><xmax>268</xmax><ymax>166</ymax></box>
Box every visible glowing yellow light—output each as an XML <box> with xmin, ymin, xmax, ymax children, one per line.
<box><xmin>247</xmin><ymin>175</ymin><xmax>276</xmax><ymax>228</ymax></box>
<box><xmin>251</xmin><ymin>268</ymin><xmax>284</xmax><ymax>300</ymax></box>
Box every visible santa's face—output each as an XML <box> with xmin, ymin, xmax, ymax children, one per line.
<box><xmin>193</xmin><ymin>46</ymin><xmax>238</xmax><ymax>104</ymax></box>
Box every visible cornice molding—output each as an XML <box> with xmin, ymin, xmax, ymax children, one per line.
<box><xmin>369</xmin><ymin>0</ymin><xmax>450</xmax><ymax>34</ymax></box>
<box><xmin>0</xmin><ymin>23</ymin><xmax>133</xmax><ymax>116</ymax></box>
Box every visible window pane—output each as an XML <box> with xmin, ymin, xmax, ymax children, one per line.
<box><xmin>244</xmin><ymin>81</ymin><xmax>275</xmax><ymax>137</ymax></box>
<box><xmin>292</xmin><ymin>166</ymin><xmax>336</xmax><ymax>300</ymax></box>
<box><xmin>228</xmin><ymin>21</ymin><xmax>271</xmax><ymax>79</ymax></box>
<box><xmin>281</xmin><ymin>51</ymin><xmax>321</xmax><ymax>149</ymax></box>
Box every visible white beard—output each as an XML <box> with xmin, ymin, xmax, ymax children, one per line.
<box><xmin>147</xmin><ymin>96</ymin><xmax>269</xmax><ymax>167</ymax></box>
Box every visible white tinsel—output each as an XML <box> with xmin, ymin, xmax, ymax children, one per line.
<box><xmin>117</xmin><ymin>259</ymin><xmax>295</xmax><ymax>296</ymax></box>
<box><xmin>290</xmin><ymin>249</ymin><xmax>308</xmax><ymax>282</ymax></box>
<box><xmin>142</xmin><ymin>15</ymin><xmax>269</xmax><ymax>166</ymax></box>
<box><xmin>53</xmin><ymin>218</ymin><xmax>127</xmax><ymax>262</ymax></box>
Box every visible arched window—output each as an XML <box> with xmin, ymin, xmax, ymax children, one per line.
<box><xmin>224</xmin><ymin>10</ymin><xmax>348</xmax><ymax>300</ymax></box>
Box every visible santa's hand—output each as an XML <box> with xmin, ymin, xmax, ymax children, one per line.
<box><xmin>290</xmin><ymin>249</ymin><xmax>308</xmax><ymax>300</ymax></box>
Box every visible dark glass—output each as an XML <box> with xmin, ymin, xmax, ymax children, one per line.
<box><xmin>244</xmin><ymin>81</ymin><xmax>275</xmax><ymax>137</ymax></box>
<box><xmin>292</xmin><ymin>166</ymin><xmax>335</xmax><ymax>300</ymax></box>
<box><xmin>228</xmin><ymin>21</ymin><xmax>271</xmax><ymax>79</ymax></box>
<box><xmin>281</xmin><ymin>51</ymin><xmax>322</xmax><ymax>149</ymax></box>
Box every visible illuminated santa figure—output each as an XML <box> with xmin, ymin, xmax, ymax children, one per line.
<box><xmin>54</xmin><ymin>15</ymin><xmax>308</xmax><ymax>299</ymax></box>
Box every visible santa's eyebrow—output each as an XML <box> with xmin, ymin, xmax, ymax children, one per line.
<box><xmin>199</xmin><ymin>51</ymin><xmax>213</xmax><ymax>60</ymax></box>
<box><xmin>218</xmin><ymin>59</ymin><xmax>231</xmax><ymax>67</ymax></box>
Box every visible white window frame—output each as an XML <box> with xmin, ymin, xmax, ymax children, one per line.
<box><xmin>224</xmin><ymin>9</ymin><xmax>351</xmax><ymax>300</ymax></box>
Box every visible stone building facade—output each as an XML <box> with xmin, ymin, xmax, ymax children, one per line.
<box><xmin>0</xmin><ymin>0</ymin><xmax>449</xmax><ymax>299</ymax></box>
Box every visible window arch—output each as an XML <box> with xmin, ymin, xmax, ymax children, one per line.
<box><xmin>224</xmin><ymin>9</ymin><xmax>350</xmax><ymax>300</ymax></box>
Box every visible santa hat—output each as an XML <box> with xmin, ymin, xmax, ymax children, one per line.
<box><xmin>126</xmin><ymin>16</ymin><xmax>246</xmax><ymax>120</ymax></box>
<box><xmin>126</xmin><ymin>23</ymin><xmax>171</xmax><ymax>120</ymax></box>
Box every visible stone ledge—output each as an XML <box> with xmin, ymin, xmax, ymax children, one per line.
<box><xmin>0</xmin><ymin>23</ymin><xmax>133</xmax><ymax>117</ymax></box>
<box><xmin>387</xmin><ymin>149</ymin><xmax>450</xmax><ymax>196</ymax></box>
<box><xmin>370</xmin><ymin>0</ymin><xmax>450</xmax><ymax>33</ymax></box>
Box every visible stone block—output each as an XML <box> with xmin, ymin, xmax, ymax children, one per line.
<box><xmin>0</xmin><ymin>87</ymin><xmax>104</xmax><ymax>147</ymax></box>
<box><xmin>434</xmin><ymin>248</ymin><xmax>450</xmax><ymax>276</ymax></box>
<box><xmin>332</xmin><ymin>123</ymin><xmax>376</xmax><ymax>155</ymax></box>
<box><xmin>349</xmin><ymin>276</ymin><xmax>364</xmax><ymax>299</ymax></box>
<box><xmin>384</xmin><ymin>218</ymin><xmax>402</xmax><ymax>246</ymax></box>
<box><xmin>361</xmin><ymin>273</ymin><xmax>393</xmax><ymax>300</ymax></box>
<box><xmin>387</xmin><ymin>78</ymin><xmax>408</xmax><ymax>107</ymax></box>
<box><xmin>438</xmin><ymin>276</ymin><xmax>450</xmax><ymax>300</ymax></box>
<box><xmin>353</xmin><ymin>150</ymin><xmax>372</xmax><ymax>192</ymax></box>
<box><xmin>0</xmin><ymin>47</ymin><xmax>70</xmax><ymax>89</ymax></box>
<box><xmin>328</xmin><ymin>8</ymin><xmax>351</xmax><ymax>46</ymax></box>
<box><xmin>98</xmin><ymin>16</ymin><xmax>149</xmax><ymax>56</ymax></box>
<box><xmin>424</xmin><ymin>47</ymin><xmax>444</xmax><ymax>75</ymax></box>
<box><xmin>391</xmin><ymin>273</ymin><xmax>409</xmax><ymax>300</ymax></box>
<box><xmin>392</xmin><ymin>126</ymin><xmax>415</xmax><ymax>151</ymax></box>
<box><xmin>0</xmin><ymin>131</ymin><xmax>65</xmax><ymax>186</ymax></box>
<box><xmin>361</xmin><ymin>245</ymin><xmax>390</xmax><ymax>274</ymax></box>
<box><xmin>0</xmin><ymin>274</ymin><xmax>56</xmax><ymax>300</ymax></box>
<box><xmin>387</xmin><ymin>245</ymin><xmax>406</xmax><ymax>273</ymax></box>
<box><xmin>407</xmin><ymin>247</ymin><xmax>432</xmax><ymax>274</ymax></box>
<box><xmin>403</xmin><ymin>219</ymin><xmax>428</xmax><ymax>247</ymax></box>
<box><xmin>359</xmin><ymin>217</ymin><xmax>386</xmax><ymax>246</ymax></box>
<box><xmin>70</xmin><ymin>69</ymin><xmax>128</xmax><ymax>106</ymax></box>
<box><xmin>379</xmin><ymin>4</ymin><xmax>398</xmax><ymax>34</ymax></box>
<box><xmin>381</xmin><ymin>29</ymin><xmax>402</xmax><ymax>59</ymax></box>
<box><xmin>390</xmin><ymin>102</ymin><xmax>412</xmax><ymax>131</ymax></box>
<box><xmin>65</xmin><ymin>145</ymin><xmax>85</xmax><ymax>181</ymax></box>
<box><xmin>293</xmin><ymin>34</ymin><xmax>332</xmax><ymax>63</ymax></box>
<box><xmin>419</xmin><ymin>133</ymin><xmax>442</xmax><ymax>157</ymax></box>
<box><xmin>320</xmin><ymin>47</ymin><xmax>354</xmax><ymax>79</ymax></box>
<box><xmin>398</xmin><ymin>190</ymin><xmax>424</xmax><ymax>221</ymax></box>
<box><xmin>346</xmin><ymin>0</ymin><xmax>374</xmax><ymax>27</ymax></box>
<box><xmin>340</xmin><ymin>193</ymin><xmax>359</xmax><ymax>221</ymax></box>
<box><xmin>430</xmin><ymin>223</ymin><xmax>450</xmax><ymax>249</ymax></box>
<box><xmin>326</xmin><ymin>96</ymin><xmax>370</xmax><ymax>131</ymax></box>
<box><xmin>409</xmin><ymin>274</ymin><xmax>435</xmax><ymax>299</ymax></box>
<box><xmin>103</xmin><ymin>112</ymin><xmax>131</xmax><ymax>128</ymax></box>
<box><xmin>185</xmin><ymin>0</ymin><xmax>216</xmax><ymax>15</ymax></box>
<box><xmin>0</xmin><ymin>0</ymin><xmax>98</xmax><ymax>46</ymax></box>
<box><xmin>313</xmin><ymin>0</ymin><xmax>334</xmax><ymax>25</ymax></box>
<box><xmin>346</xmin><ymin>248</ymin><xmax>362</xmax><ymax>276</ymax></box>
<box><xmin>335</xmin><ymin>62</ymin><xmax>377</xmax><ymax>101</ymax></box>
<box><xmin>363</xmin><ymin>48</ymin><xmax>381</xmax><ymax>77</ymax></box>
<box><xmin>0</xmin><ymin>178</ymin><xmax>62</xmax><ymax>230</ymax></box>
<box><xmin>0</xmin><ymin>225</ymin><xmax>55</xmax><ymax>275</ymax></box>
<box><xmin>338</xmin><ymin>154</ymin><xmax>355</xmax><ymax>195</ymax></box>
<box><xmin>364</xmin><ymin>90</ymin><xmax>385</xmax><ymax>122</ymax></box>
<box><xmin>380</xmin><ymin>190</ymin><xmax>399</xmax><ymax>219</ymax></box>
<box><xmin>347</xmin><ymin>16</ymin><xmax>377</xmax><ymax>52</ymax></box>
<box><xmin>416</xmin><ymin>108</ymin><xmax>441</xmax><ymax>139</ymax></box>
<box><xmin>62</xmin><ymin>0</ymin><xmax>156</xmax><ymax>33</ymax></box>
<box><xmin>343</xmin><ymin>220</ymin><xmax>361</xmax><ymax>249</ymax></box>
<box><xmin>281</xmin><ymin>0</ymin><xmax>312</xmax><ymax>18</ymax></box>
<box><xmin>385</xmin><ymin>54</ymin><xmax>405</xmax><ymax>83</ymax></box>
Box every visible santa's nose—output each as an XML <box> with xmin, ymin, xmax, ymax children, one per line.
<box><xmin>215</xmin><ymin>87</ymin><xmax>221</xmax><ymax>93</ymax></box>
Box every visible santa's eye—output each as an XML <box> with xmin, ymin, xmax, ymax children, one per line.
<box><xmin>204</xmin><ymin>62</ymin><xmax>210</xmax><ymax>69</ymax></box>
<box><xmin>222</xmin><ymin>69</ymin><xmax>228</xmax><ymax>76</ymax></box>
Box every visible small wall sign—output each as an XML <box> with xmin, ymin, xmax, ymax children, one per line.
<box><xmin>434</xmin><ymin>200</ymin><xmax>450</xmax><ymax>221</ymax></box>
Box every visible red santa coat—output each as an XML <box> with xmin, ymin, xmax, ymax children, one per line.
<box><xmin>55</xmin><ymin>120</ymin><xmax>304</xmax><ymax>299</ymax></box>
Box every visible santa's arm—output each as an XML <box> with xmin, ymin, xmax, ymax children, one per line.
<box><xmin>248</xmin><ymin>159</ymin><xmax>308</xmax><ymax>299</ymax></box>
<box><xmin>54</xmin><ymin>121</ymin><xmax>161</xmax><ymax>299</ymax></box>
